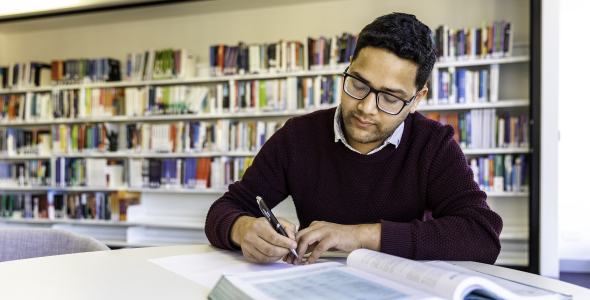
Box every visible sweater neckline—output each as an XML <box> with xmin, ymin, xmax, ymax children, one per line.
<box><xmin>331</xmin><ymin>111</ymin><xmax>413</xmax><ymax>164</ymax></box>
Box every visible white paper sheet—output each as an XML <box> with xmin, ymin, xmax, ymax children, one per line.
<box><xmin>149</xmin><ymin>250</ymin><xmax>296</xmax><ymax>288</ymax></box>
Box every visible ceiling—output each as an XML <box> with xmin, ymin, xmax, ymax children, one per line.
<box><xmin>0</xmin><ymin>0</ymin><xmax>185</xmax><ymax>21</ymax></box>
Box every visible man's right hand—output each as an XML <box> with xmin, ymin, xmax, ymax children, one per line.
<box><xmin>230</xmin><ymin>216</ymin><xmax>297</xmax><ymax>263</ymax></box>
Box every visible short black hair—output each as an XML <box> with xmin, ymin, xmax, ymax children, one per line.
<box><xmin>352</xmin><ymin>13</ymin><xmax>436</xmax><ymax>91</ymax></box>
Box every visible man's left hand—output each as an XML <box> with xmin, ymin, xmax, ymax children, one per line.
<box><xmin>283</xmin><ymin>221</ymin><xmax>381</xmax><ymax>265</ymax></box>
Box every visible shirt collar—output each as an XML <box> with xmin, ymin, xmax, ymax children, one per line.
<box><xmin>333</xmin><ymin>104</ymin><xmax>404</xmax><ymax>155</ymax></box>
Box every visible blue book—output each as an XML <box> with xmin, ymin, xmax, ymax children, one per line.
<box><xmin>457</xmin><ymin>69</ymin><xmax>466</xmax><ymax>104</ymax></box>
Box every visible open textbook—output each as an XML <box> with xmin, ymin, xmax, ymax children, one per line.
<box><xmin>208</xmin><ymin>249</ymin><xmax>571</xmax><ymax>300</ymax></box>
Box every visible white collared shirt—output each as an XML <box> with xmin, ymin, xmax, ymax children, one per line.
<box><xmin>333</xmin><ymin>104</ymin><xmax>404</xmax><ymax>155</ymax></box>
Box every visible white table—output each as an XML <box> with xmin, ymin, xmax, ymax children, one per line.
<box><xmin>0</xmin><ymin>245</ymin><xmax>587</xmax><ymax>300</ymax></box>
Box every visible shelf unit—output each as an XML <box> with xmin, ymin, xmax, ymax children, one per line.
<box><xmin>0</xmin><ymin>55</ymin><xmax>533</xmax><ymax>267</ymax></box>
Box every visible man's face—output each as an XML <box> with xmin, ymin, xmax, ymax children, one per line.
<box><xmin>341</xmin><ymin>47</ymin><xmax>425</xmax><ymax>148</ymax></box>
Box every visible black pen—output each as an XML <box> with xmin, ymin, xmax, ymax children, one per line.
<box><xmin>256</xmin><ymin>196</ymin><xmax>298</xmax><ymax>258</ymax></box>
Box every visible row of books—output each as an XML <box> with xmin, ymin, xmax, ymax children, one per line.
<box><xmin>427</xmin><ymin>109</ymin><xmax>529</xmax><ymax>149</ymax></box>
<box><xmin>470</xmin><ymin>154</ymin><xmax>528</xmax><ymax>192</ymax></box>
<box><xmin>0</xmin><ymin>92</ymin><xmax>53</xmax><ymax>121</ymax></box>
<box><xmin>53</xmin><ymin>88</ymin><xmax>125</xmax><ymax>119</ymax></box>
<box><xmin>52</xmin><ymin>123</ymin><xmax>118</xmax><ymax>154</ymax></box>
<box><xmin>0</xmin><ymin>128</ymin><xmax>51</xmax><ymax>156</ymax></box>
<box><xmin>124</xmin><ymin>120</ymin><xmax>282</xmax><ymax>154</ymax></box>
<box><xmin>0</xmin><ymin>62</ymin><xmax>51</xmax><ymax>89</ymax></box>
<box><xmin>126</xmin><ymin>48</ymin><xmax>195</xmax><ymax>82</ymax></box>
<box><xmin>433</xmin><ymin>21</ymin><xmax>513</xmax><ymax>61</ymax></box>
<box><xmin>0</xmin><ymin>191</ymin><xmax>140</xmax><ymax>221</ymax></box>
<box><xmin>0</xmin><ymin>161</ymin><xmax>51</xmax><ymax>187</ymax></box>
<box><xmin>51</xmin><ymin>58</ymin><xmax>121</xmax><ymax>85</ymax></box>
<box><xmin>208</xmin><ymin>33</ymin><xmax>358</xmax><ymax>77</ymax></box>
<box><xmin>53</xmin><ymin>158</ymin><xmax>124</xmax><ymax>188</ymax></box>
<box><xmin>210</xmin><ymin>42</ymin><xmax>304</xmax><ymax>77</ymax></box>
<box><xmin>128</xmin><ymin>157</ymin><xmax>254</xmax><ymax>189</ymax></box>
<box><xmin>427</xmin><ymin>65</ymin><xmax>500</xmax><ymax>105</ymax></box>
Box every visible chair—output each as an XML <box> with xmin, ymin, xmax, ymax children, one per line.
<box><xmin>0</xmin><ymin>228</ymin><xmax>110</xmax><ymax>262</ymax></box>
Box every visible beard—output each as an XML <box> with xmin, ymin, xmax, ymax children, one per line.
<box><xmin>342</xmin><ymin>108</ymin><xmax>405</xmax><ymax>144</ymax></box>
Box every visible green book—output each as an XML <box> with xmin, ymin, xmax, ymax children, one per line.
<box><xmin>260</xmin><ymin>81</ymin><xmax>266</xmax><ymax>108</ymax></box>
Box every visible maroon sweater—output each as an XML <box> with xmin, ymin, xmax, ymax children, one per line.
<box><xmin>205</xmin><ymin>108</ymin><xmax>503</xmax><ymax>264</ymax></box>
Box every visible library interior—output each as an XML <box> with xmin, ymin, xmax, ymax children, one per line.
<box><xmin>0</xmin><ymin>0</ymin><xmax>588</xmax><ymax>299</ymax></box>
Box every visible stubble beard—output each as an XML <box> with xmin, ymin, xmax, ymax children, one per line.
<box><xmin>342</xmin><ymin>109</ymin><xmax>404</xmax><ymax>144</ymax></box>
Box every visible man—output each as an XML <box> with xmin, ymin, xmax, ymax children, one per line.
<box><xmin>205</xmin><ymin>13</ymin><xmax>503</xmax><ymax>266</ymax></box>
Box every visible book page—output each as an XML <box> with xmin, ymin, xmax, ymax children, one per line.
<box><xmin>217</xmin><ymin>262</ymin><xmax>444</xmax><ymax>300</ymax></box>
<box><xmin>347</xmin><ymin>249</ymin><xmax>565</xmax><ymax>300</ymax></box>
<box><xmin>427</xmin><ymin>261</ymin><xmax>571</xmax><ymax>300</ymax></box>
<box><xmin>347</xmin><ymin>249</ymin><xmax>473</xmax><ymax>299</ymax></box>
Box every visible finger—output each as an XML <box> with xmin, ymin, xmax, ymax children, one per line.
<box><xmin>254</xmin><ymin>236</ymin><xmax>291</xmax><ymax>260</ymax></box>
<box><xmin>295</xmin><ymin>229</ymin><xmax>326</xmax><ymax>264</ymax></box>
<box><xmin>277</xmin><ymin>217</ymin><xmax>297</xmax><ymax>241</ymax></box>
<box><xmin>305</xmin><ymin>238</ymin><xmax>337</xmax><ymax>265</ymax></box>
<box><xmin>295</xmin><ymin>221</ymin><xmax>327</xmax><ymax>241</ymax></box>
<box><xmin>243</xmin><ymin>245</ymin><xmax>274</xmax><ymax>263</ymax></box>
<box><xmin>257</xmin><ymin>223</ymin><xmax>297</xmax><ymax>250</ymax></box>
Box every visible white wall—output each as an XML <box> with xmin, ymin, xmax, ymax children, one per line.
<box><xmin>541</xmin><ymin>0</ymin><xmax>560</xmax><ymax>279</ymax></box>
<box><xmin>0</xmin><ymin>0</ymin><xmax>529</xmax><ymax>65</ymax></box>
<box><xmin>558</xmin><ymin>0</ymin><xmax>590</xmax><ymax>271</ymax></box>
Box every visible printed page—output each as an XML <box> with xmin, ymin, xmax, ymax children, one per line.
<box><xmin>220</xmin><ymin>262</ymin><xmax>444</xmax><ymax>300</ymax></box>
<box><xmin>149</xmin><ymin>250</ymin><xmax>296</xmax><ymax>288</ymax></box>
<box><xmin>427</xmin><ymin>261</ymin><xmax>570</xmax><ymax>300</ymax></box>
<box><xmin>347</xmin><ymin>249</ymin><xmax>472</xmax><ymax>299</ymax></box>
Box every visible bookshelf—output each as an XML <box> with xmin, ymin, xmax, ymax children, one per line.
<box><xmin>0</xmin><ymin>57</ymin><xmax>531</xmax><ymax>264</ymax></box>
<box><xmin>0</xmin><ymin>0</ymin><xmax>540</xmax><ymax>272</ymax></box>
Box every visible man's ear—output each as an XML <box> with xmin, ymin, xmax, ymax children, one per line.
<box><xmin>409</xmin><ymin>87</ymin><xmax>428</xmax><ymax>114</ymax></box>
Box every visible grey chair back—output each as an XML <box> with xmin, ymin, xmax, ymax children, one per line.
<box><xmin>0</xmin><ymin>228</ymin><xmax>110</xmax><ymax>262</ymax></box>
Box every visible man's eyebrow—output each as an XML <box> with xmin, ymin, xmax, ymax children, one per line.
<box><xmin>350</xmin><ymin>70</ymin><xmax>409</xmax><ymax>97</ymax></box>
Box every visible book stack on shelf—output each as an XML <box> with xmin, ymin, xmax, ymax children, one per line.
<box><xmin>51</xmin><ymin>58</ymin><xmax>121</xmax><ymax>85</ymax></box>
<box><xmin>0</xmin><ymin>18</ymin><xmax>532</xmax><ymax>266</ymax></box>
<box><xmin>0</xmin><ymin>191</ymin><xmax>140</xmax><ymax>222</ymax></box>
<box><xmin>426</xmin><ymin>110</ymin><xmax>529</xmax><ymax>150</ymax></box>
<box><xmin>433</xmin><ymin>21</ymin><xmax>513</xmax><ymax>61</ymax></box>
<box><xmin>470</xmin><ymin>154</ymin><xmax>529</xmax><ymax>193</ymax></box>
<box><xmin>0</xmin><ymin>62</ymin><xmax>52</xmax><ymax>89</ymax></box>
<box><xmin>126</xmin><ymin>48</ymin><xmax>195</xmax><ymax>81</ymax></box>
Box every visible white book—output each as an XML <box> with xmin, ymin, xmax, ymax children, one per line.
<box><xmin>480</xmin><ymin>69</ymin><xmax>489</xmax><ymax>102</ymax></box>
<box><xmin>490</xmin><ymin>108</ymin><xmax>497</xmax><ymax>149</ymax></box>
<box><xmin>144</xmin><ymin>48</ymin><xmax>156</xmax><ymax>81</ymax></box>
<box><xmin>179</xmin><ymin>49</ymin><xmax>196</xmax><ymax>79</ymax></box>
<box><xmin>465</xmin><ymin>70</ymin><xmax>473</xmax><ymax>103</ymax></box>
<box><xmin>473</xmin><ymin>71</ymin><xmax>479</xmax><ymax>104</ymax></box>
<box><xmin>208</xmin><ymin>249</ymin><xmax>569</xmax><ymax>300</ymax></box>
<box><xmin>280</xmin><ymin>40</ymin><xmax>287</xmax><ymax>72</ymax></box>
<box><xmin>429</xmin><ymin>68</ymin><xmax>438</xmax><ymax>105</ymax></box>
<box><xmin>498</xmin><ymin>118</ymin><xmax>506</xmax><ymax>148</ymax></box>
<box><xmin>489</xmin><ymin>64</ymin><xmax>499</xmax><ymax>102</ymax></box>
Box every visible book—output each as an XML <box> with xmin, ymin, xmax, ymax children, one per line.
<box><xmin>209</xmin><ymin>249</ymin><xmax>569</xmax><ymax>300</ymax></box>
<box><xmin>425</xmin><ymin>110</ymin><xmax>528</xmax><ymax>150</ymax></box>
<box><xmin>434</xmin><ymin>21</ymin><xmax>513</xmax><ymax>60</ymax></box>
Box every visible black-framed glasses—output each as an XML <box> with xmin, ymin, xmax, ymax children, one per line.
<box><xmin>342</xmin><ymin>66</ymin><xmax>419</xmax><ymax>115</ymax></box>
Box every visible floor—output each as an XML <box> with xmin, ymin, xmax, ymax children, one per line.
<box><xmin>560</xmin><ymin>272</ymin><xmax>590</xmax><ymax>289</ymax></box>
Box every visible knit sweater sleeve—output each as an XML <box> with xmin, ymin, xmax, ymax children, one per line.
<box><xmin>380</xmin><ymin>125</ymin><xmax>503</xmax><ymax>264</ymax></box>
<box><xmin>204</xmin><ymin>120</ymin><xmax>293</xmax><ymax>250</ymax></box>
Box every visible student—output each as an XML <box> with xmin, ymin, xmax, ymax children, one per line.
<box><xmin>205</xmin><ymin>13</ymin><xmax>502</xmax><ymax>266</ymax></box>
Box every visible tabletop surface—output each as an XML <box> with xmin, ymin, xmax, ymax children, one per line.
<box><xmin>0</xmin><ymin>245</ymin><xmax>588</xmax><ymax>300</ymax></box>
